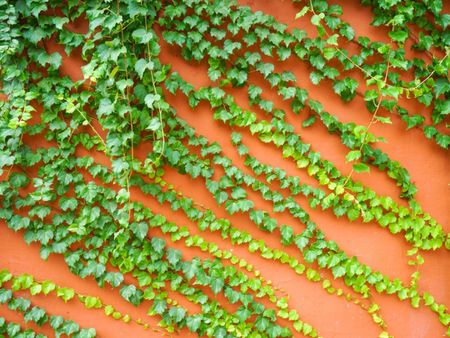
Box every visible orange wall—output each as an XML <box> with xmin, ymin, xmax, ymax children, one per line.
<box><xmin>1</xmin><ymin>1</ymin><xmax>449</xmax><ymax>337</ymax></box>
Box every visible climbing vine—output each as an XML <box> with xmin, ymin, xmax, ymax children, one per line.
<box><xmin>0</xmin><ymin>0</ymin><xmax>448</xmax><ymax>337</ymax></box>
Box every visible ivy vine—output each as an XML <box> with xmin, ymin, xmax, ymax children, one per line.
<box><xmin>0</xmin><ymin>0</ymin><xmax>448</xmax><ymax>337</ymax></box>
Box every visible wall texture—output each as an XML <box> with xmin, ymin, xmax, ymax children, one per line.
<box><xmin>1</xmin><ymin>1</ymin><xmax>448</xmax><ymax>337</ymax></box>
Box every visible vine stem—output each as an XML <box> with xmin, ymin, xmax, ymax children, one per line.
<box><xmin>77</xmin><ymin>108</ymin><xmax>107</xmax><ymax>149</ymax></box>
<box><xmin>342</xmin><ymin>55</ymin><xmax>390</xmax><ymax>188</ymax></box>
<box><xmin>307</xmin><ymin>0</ymin><xmax>447</xmax><ymax>97</ymax></box>
<box><xmin>117</xmin><ymin>0</ymin><xmax>133</xmax><ymax>220</ymax></box>
<box><xmin>143</xmin><ymin>13</ymin><xmax>166</xmax><ymax>163</ymax></box>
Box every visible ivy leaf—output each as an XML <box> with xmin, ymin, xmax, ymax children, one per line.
<box><xmin>146</xmin><ymin>117</ymin><xmax>161</xmax><ymax>131</ymax></box>
<box><xmin>186</xmin><ymin>315</ymin><xmax>202</xmax><ymax>332</ymax></box>
<box><xmin>310</xmin><ymin>54</ymin><xmax>325</xmax><ymax>70</ymax></box>
<box><xmin>303</xmin><ymin>248</ymin><xmax>319</xmax><ymax>263</ymax></box>
<box><xmin>9</xmin><ymin>172</ymin><xmax>29</xmax><ymax>188</ymax></box>
<box><xmin>111</xmin><ymin>158</ymin><xmax>129</xmax><ymax>174</ymax></box>
<box><xmin>389</xmin><ymin>29</ymin><xmax>408</xmax><ymax>43</ymax></box>
<box><xmin>52</xmin><ymin>16</ymin><xmax>69</xmax><ymax>29</ymax></box>
<box><xmin>249</xmin><ymin>210</ymin><xmax>264</xmax><ymax>225</ymax></box>
<box><xmin>116</xmin><ymin>79</ymin><xmax>133</xmax><ymax>93</ymax></box>
<box><xmin>215</xmin><ymin>191</ymin><xmax>228</xmax><ymax>204</ymax></box>
<box><xmin>24</xmin><ymin>306</ymin><xmax>48</xmax><ymax>326</ymax></box>
<box><xmin>166</xmin><ymin>248</ymin><xmax>182</xmax><ymax>266</ymax></box>
<box><xmin>423</xmin><ymin>126</ymin><xmax>437</xmax><ymax>139</ymax></box>
<box><xmin>326</xmin><ymin>34</ymin><xmax>339</xmax><ymax>46</ymax></box>
<box><xmin>135</xmin><ymin>58</ymin><xmax>154</xmax><ymax>78</ymax></box>
<box><xmin>151</xmin><ymin>237</ymin><xmax>166</xmax><ymax>254</ymax></box>
<box><xmin>434</xmin><ymin>78</ymin><xmax>450</xmax><ymax>98</ymax></box>
<box><xmin>339</xmin><ymin>24</ymin><xmax>355</xmax><ymax>40</ymax></box>
<box><xmin>105</xmin><ymin>272</ymin><xmax>123</xmax><ymax>288</ymax></box>
<box><xmin>132</xmin><ymin>28</ymin><xmax>153</xmax><ymax>44</ymax></box>
<box><xmin>144</xmin><ymin>93</ymin><xmax>161</xmax><ymax>109</ymax></box>
<box><xmin>56</xmin><ymin>287</ymin><xmax>75</xmax><ymax>302</ymax></box>
<box><xmin>302</xmin><ymin>115</ymin><xmax>316</xmax><ymax>128</ymax></box>
<box><xmin>169</xmin><ymin>307</ymin><xmax>186</xmax><ymax>323</ymax></box>
<box><xmin>333</xmin><ymin>78</ymin><xmax>358</xmax><ymax>102</ymax></box>
<box><xmin>208</xmin><ymin>67</ymin><xmax>221</xmax><ymax>81</ymax></box>
<box><xmin>353</xmin><ymin>163</ymin><xmax>370</xmax><ymax>173</ymax></box>
<box><xmin>59</xmin><ymin>197</ymin><xmax>78</xmax><ymax>211</ymax></box>
<box><xmin>345</xmin><ymin>150</ymin><xmax>361</xmax><ymax>162</ymax></box>
<box><xmin>151</xmin><ymin>299</ymin><xmax>167</xmax><ymax>315</ymax></box>
<box><xmin>295</xmin><ymin>6</ymin><xmax>310</xmax><ymax>19</ymax></box>
<box><xmin>0</xmin><ymin>289</ymin><xmax>12</xmax><ymax>303</ymax></box>
<box><xmin>332</xmin><ymin>265</ymin><xmax>346</xmax><ymax>278</ymax></box>
<box><xmin>120</xmin><ymin>285</ymin><xmax>143</xmax><ymax>306</ymax></box>
<box><xmin>24</xmin><ymin>28</ymin><xmax>46</xmax><ymax>44</ymax></box>
<box><xmin>311</xmin><ymin>13</ymin><xmax>324</xmax><ymax>26</ymax></box>
<box><xmin>165</xmin><ymin>148</ymin><xmax>180</xmax><ymax>165</ymax></box>
<box><xmin>231</xmin><ymin>187</ymin><xmax>247</xmax><ymax>199</ymax></box>
<box><xmin>42</xmin><ymin>281</ymin><xmax>56</xmax><ymax>295</ymax></box>
<box><xmin>364</xmin><ymin>90</ymin><xmax>378</xmax><ymax>101</ymax></box>
<box><xmin>256</xmin><ymin>62</ymin><xmax>274</xmax><ymax>78</ymax></box>
<box><xmin>310</xmin><ymin>71</ymin><xmax>323</xmax><ymax>85</ymax></box>
<box><xmin>131</xmin><ymin>222</ymin><xmax>148</xmax><ymax>240</ymax></box>
<box><xmin>248</xmin><ymin>85</ymin><xmax>262</xmax><ymax>100</ymax></box>
<box><xmin>277</xmin><ymin>47</ymin><xmax>291</xmax><ymax>61</ymax></box>
<box><xmin>374</xmin><ymin>116</ymin><xmax>392</xmax><ymax>124</ymax></box>
<box><xmin>47</xmin><ymin>53</ymin><xmax>62</xmax><ymax>69</ymax></box>
<box><xmin>295</xmin><ymin>236</ymin><xmax>309</xmax><ymax>250</ymax></box>
<box><xmin>280</xmin><ymin>225</ymin><xmax>294</xmax><ymax>245</ymax></box>
<box><xmin>98</xmin><ymin>98</ymin><xmax>114</xmax><ymax>116</ymax></box>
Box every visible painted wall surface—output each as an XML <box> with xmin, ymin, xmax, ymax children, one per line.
<box><xmin>1</xmin><ymin>1</ymin><xmax>448</xmax><ymax>337</ymax></box>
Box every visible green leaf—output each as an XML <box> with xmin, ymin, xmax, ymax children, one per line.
<box><xmin>231</xmin><ymin>187</ymin><xmax>247</xmax><ymax>199</ymax></box>
<box><xmin>166</xmin><ymin>248</ymin><xmax>182</xmax><ymax>266</ymax></box>
<box><xmin>120</xmin><ymin>285</ymin><xmax>142</xmax><ymax>306</ymax></box>
<box><xmin>83</xmin><ymin>296</ymin><xmax>101</xmax><ymax>309</ymax></box>
<box><xmin>295</xmin><ymin>236</ymin><xmax>309</xmax><ymax>250</ymax></box>
<box><xmin>302</xmin><ymin>115</ymin><xmax>316</xmax><ymax>128</ymax></box>
<box><xmin>151</xmin><ymin>237</ymin><xmax>166</xmax><ymax>254</ymax></box>
<box><xmin>132</xmin><ymin>28</ymin><xmax>153</xmax><ymax>44</ymax></box>
<box><xmin>42</xmin><ymin>281</ymin><xmax>56</xmax><ymax>295</ymax></box>
<box><xmin>331</xmin><ymin>265</ymin><xmax>346</xmax><ymax>278</ymax></box>
<box><xmin>256</xmin><ymin>62</ymin><xmax>274</xmax><ymax>78</ymax></box>
<box><xmin>165</xmin><ymin>148</ymin><xmax>180</xmax><ymax>165</ymax></box>
<box><xmin>326</xmin><ymin>34</ymin><xmax>339</xmax><ymax>46</ymax></box>
<box><xmin>152</xmin><ymin>299</ymin><xmax>167</xmax><ymax>315</ymax></box>
<box><xmin>56</xmin><ymin>287</ymin><xmax>75</xmax><ymax>302</ymax></box>
<box><xmin>59</xmin><ymin>197</ymin><xmax>78</xmax><ymax>211</ymax></box>
<box><xmin>146</xmin><ymin>117</ymin><xmax>161</xmax><ymax>131</ymax></box>
<box><xmin>345</xmin><ymin>150</ymin><xmax>361</xmax><ymax>162</ymax></box>
<box><xmin>144</xmin><ymin>93</ymin><xmax>161</xmax><ymax>109</ymax></box>
<box><xmin>374</xmin><ymin>116</ymin><xmax>392</xmax><ymax>124</ymax></box>
<box><xmin>250</xmin><ymin>210</ymin><xmax>265</xmax><ymax>225</ymax></box>
<box><xmin>353</xmin><ymin>163</ymin><xmax>370</xmax><ymax>173</ymax></box>
<box><xmin>364</xmin><ymin>90</ymin><xmax>378</xmax><ymax>101</ymax></box>
<box><xmin>135</xmin><ymin>58</ymin><xmax>154</xmax><ymax>78</ymax></box>
<box><xmin>131</xmin><ymin>222</ymin><xmax>148</xmax><ymax>240</ymax></box>
<box><xmin>248</xmin><ymin>85</ymin><xmax>262</xmax><ymax>100</ymax></box>
<box><xmin>310</xmin><ymin>71</ymin><xmax>323</xmax><ymax>85</ymax></box>
<box><xmin>389</xmin><ymin>29</ymin><xmax>408</xmax><ymax>43</ymax></box>
<box><xmin>215</xmin><ymin>191</ymin><xmax>228</xmax><ymax>204</ymax></box>
<box><xmin>24</xmin><ymin>306</ymin><xmax>48</xmax><ymax>326</ymax></box>
<box><xmin>9</xmin><ymin>172</ymin><xmax>30</xmax><ymax>188</ymax></box>
<box><xmin>277</xmin><ymin>47</ymin><xmax>291</xmax><ymax>61</ymax></box>
<box><xmin>295</xmin><ymin>7</ymin><xmax>309</xmax><ymax>19</ymax></box>
<box><xmin>311</xmin><ymin>13</ymin><xmax>324</xmax><ymax>26</ymax></box>
<box><xmin>280</xmin><ymin>225</ymin><xmax>294</xmax><ymax>245</ymax></box>
<box><xmin>0</xmin><ymin>289</ymin><xmax>12</xmax><ymax>303</ymax></box>
<box><xmin>169</xmin><ymin>306</ymin><xmax>186</xmax><ymax>323</ymax></box>
<box><xmin>435</xmin><ymin>78</ymin><xmax>450</xmax><ymax>98</ymax></box>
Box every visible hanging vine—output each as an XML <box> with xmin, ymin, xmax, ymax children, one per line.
<box><xmin>0</xmin><ymin>0</ymin><xmax>448</xmax><ymax>337</ymax></box>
